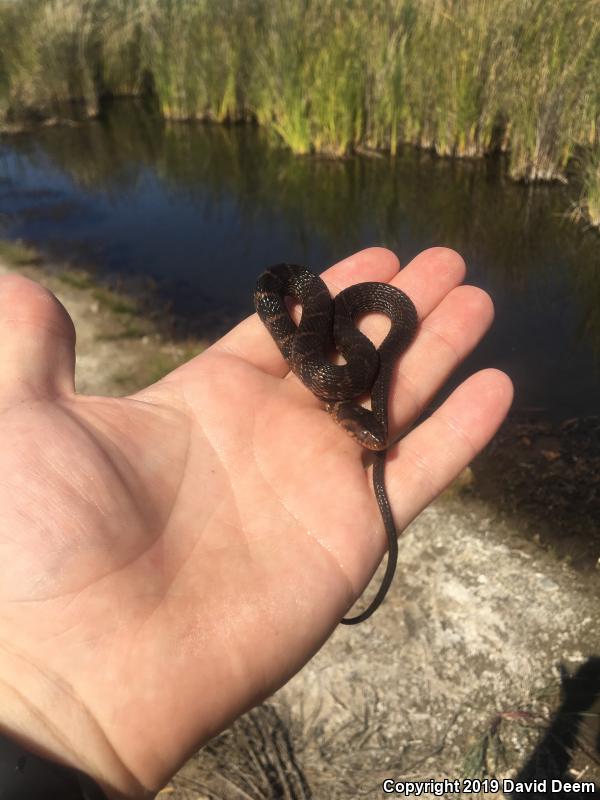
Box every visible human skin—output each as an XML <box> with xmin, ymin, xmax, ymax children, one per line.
<box><xmin>0</xmin><ymin>247</ymin><xmax>513</xmax><ymax>798</ymax></box>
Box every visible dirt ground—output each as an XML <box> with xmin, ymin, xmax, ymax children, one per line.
<box><xmin>1</xmin><ymin>251</ymin><xmax>598</xmax><ymax>799</ymax></box>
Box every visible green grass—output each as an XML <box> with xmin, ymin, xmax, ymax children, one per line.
<box><xmin>0</xmin><ymin>0</ymin><xmax>599</xmax><ymax>223</ymax></box>
<box><xmin>57</xmin><ymin>270</ymin><xmax>94</xmax><ymax>289</ymax></box>
<box><xmin>95</xmin><ymin>321</ymin><xmax>147</xmax><ymax>341</ymax></box>
<box><xmin>582</xmin><ymin>151</ymin><xmax>600</xmax><ymax>227</ymax></box>
<box><xmin>568</xmin><ymin>148</ymin><xmax>600</xmax><ymax>231</ymax></box>
<box><xmin>91</xmin><ymin>286</ymin><xmax>137</xmax><ymax>315</ymax></box>
<box><xmin>0</xmin><ymin>238</ymin><xmax>42</xmax><ymax>266</ymax></box>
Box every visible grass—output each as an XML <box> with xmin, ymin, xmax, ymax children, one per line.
<box><xmin>0</xmin><ymin>238</ymin><xmax>42</xmax><ymax>266</ymax></box>
<box><xmin>95</xmin><ymin>321</ymin><xmax>147</xmax><ymax>340</ymax></box>
<box><xmin>582</xmin><ymin>151</ymin><xmax>600</xmax><ymax>228</ymax></box>
<box><xmin>0</xmin><ymin>0</ymin><xmax>599</xmax><ymax>224</ymax></box>
<box><xmin>57</xmin><ymin>270</ymin><xmax>95</xmax><ymax>289</ymax></box>
<box><xmin>462</xmin><ymin>666</ymin><xmax>600</xmax><ymax>790</ymax></box>
<box><xmin>568</xmin><ymin>148</ymin><xmax>600</xmax><ymax>231</ymax></box>
<box><xmin>91</xmin><ymin>286</ymin><xmax>137</xmax><ymax>315</ymax></box>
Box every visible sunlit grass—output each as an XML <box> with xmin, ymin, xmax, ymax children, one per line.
<box><xmin>583</xmin><ymin>152</ymin><xmax>600</xmax><ymax>228</ymax></box>
<box><xmin>0</xmin><ymin>0</ymin><xmax>599</xmax><ymax>221</ymax></box>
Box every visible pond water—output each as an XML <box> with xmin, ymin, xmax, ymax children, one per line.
<box><xmin>0</xmin><ymin>100</ymin><xmax>599</xmax><ymax>421</ymax></box>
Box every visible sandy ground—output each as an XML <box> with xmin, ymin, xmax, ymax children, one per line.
<box><xmin>1</xmin><ymin>255</ymin><xmax>598</xmax><ymax>799</ymax></box>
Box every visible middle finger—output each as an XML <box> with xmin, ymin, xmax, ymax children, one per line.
<box><xmin>385</xmin><ymin>277</ymin><xmax>494</xmax><ymax>441</ymax></box>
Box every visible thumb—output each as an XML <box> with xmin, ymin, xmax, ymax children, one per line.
<box><xmin>0</xmin><ymin>273</ymin><xmax>76</xmax><ymax>410</ymax></box>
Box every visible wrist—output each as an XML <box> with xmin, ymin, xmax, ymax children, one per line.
<box><xmin>0</xmin><ymin>642</ymin><xmax>148</xmax><ymax>799</ymax></box>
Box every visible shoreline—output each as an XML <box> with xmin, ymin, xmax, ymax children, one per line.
<box><xmin>2</xmin><ymin>111</ymin><xmax>599</xmax><ymax>234</ymax></box>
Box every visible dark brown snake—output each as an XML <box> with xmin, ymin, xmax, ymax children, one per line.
<box><xmin>254</xmin><ymin>263</ymin><xmax>418</xmax><ymax>624</ymax></box>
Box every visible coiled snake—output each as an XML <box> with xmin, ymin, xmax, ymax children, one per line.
<box><xmin>254</xmin><ymin>263</ymin><xmax>418</xmax><ymax>624</ymax></box>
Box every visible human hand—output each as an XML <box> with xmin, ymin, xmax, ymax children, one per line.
<box><xmin>0</xmin><ymin>247</ymin><xmax>512</xmax><ymax>798</ymax></box>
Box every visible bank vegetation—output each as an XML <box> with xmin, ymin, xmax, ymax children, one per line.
<box><xmin>0</xmin><ymin>0</ymin><xmax>599</xmax><ymax>227</ymax></box>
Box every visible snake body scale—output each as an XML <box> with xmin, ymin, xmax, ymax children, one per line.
<box><xmin>254</xmin><ymin>263</ymin><xmax>418</xmax><ymax>624</ymax></box>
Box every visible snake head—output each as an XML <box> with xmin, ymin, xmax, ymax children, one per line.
<box><xmin>327</xmin><ymin>402</ymin><xmax>387</xmax><ymax>451</ymax></box>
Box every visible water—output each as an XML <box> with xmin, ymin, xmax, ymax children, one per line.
<box><xmin>0</xmin><ymin>100</ymin><xmax>599</xmax><ymax>420</ymax></box>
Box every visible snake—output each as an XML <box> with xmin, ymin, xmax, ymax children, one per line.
<box><xmin>254</xmin><ymin>263</ymin><xmax>418</xmax><ymax>624</ymax></box>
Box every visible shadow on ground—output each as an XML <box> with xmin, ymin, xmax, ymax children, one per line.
<box><xmin>472</xmin><ymin>416</ymin><xmax>600</xmax><ymax>572</ymax></box>
<box><xmin>511</xmin><ymin>657</ymin><xmax>600</xmax><ymax>797</ymax></box>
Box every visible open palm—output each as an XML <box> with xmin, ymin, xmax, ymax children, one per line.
<box><xmin>0</xmin><ymin>247</ymin><xmax>512</xmax><ymax>799</ymax></box>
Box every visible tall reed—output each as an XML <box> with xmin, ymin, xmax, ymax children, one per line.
<box><xmin>0</xmin><ymin>0</ymin><xmax>599</xmax><ymax>218</ymax></box>
<box><xmin>499</xmin><ymin>0</ymin><xmax>600</xmax><ymax>181</ymax></box>
<box><xmin>0</xmin><ymin>0</ymin><xmax>99</xmax><ymax>119</ymax></box>
<box><xmin>582</xmin><ymin>151</ymin><xmax>600</xmax><ymax>228</ymax></box>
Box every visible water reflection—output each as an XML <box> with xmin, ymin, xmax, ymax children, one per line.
<box><xmin>0</xmin><ymin>99</ymin><xmax>598</xmax><ymax>418</ymax></box>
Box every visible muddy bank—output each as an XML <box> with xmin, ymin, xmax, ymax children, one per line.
<box><xmin>0</xmin><ymin>250</ymin><xmax>598</xmax><ymax>798</ymax></box>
